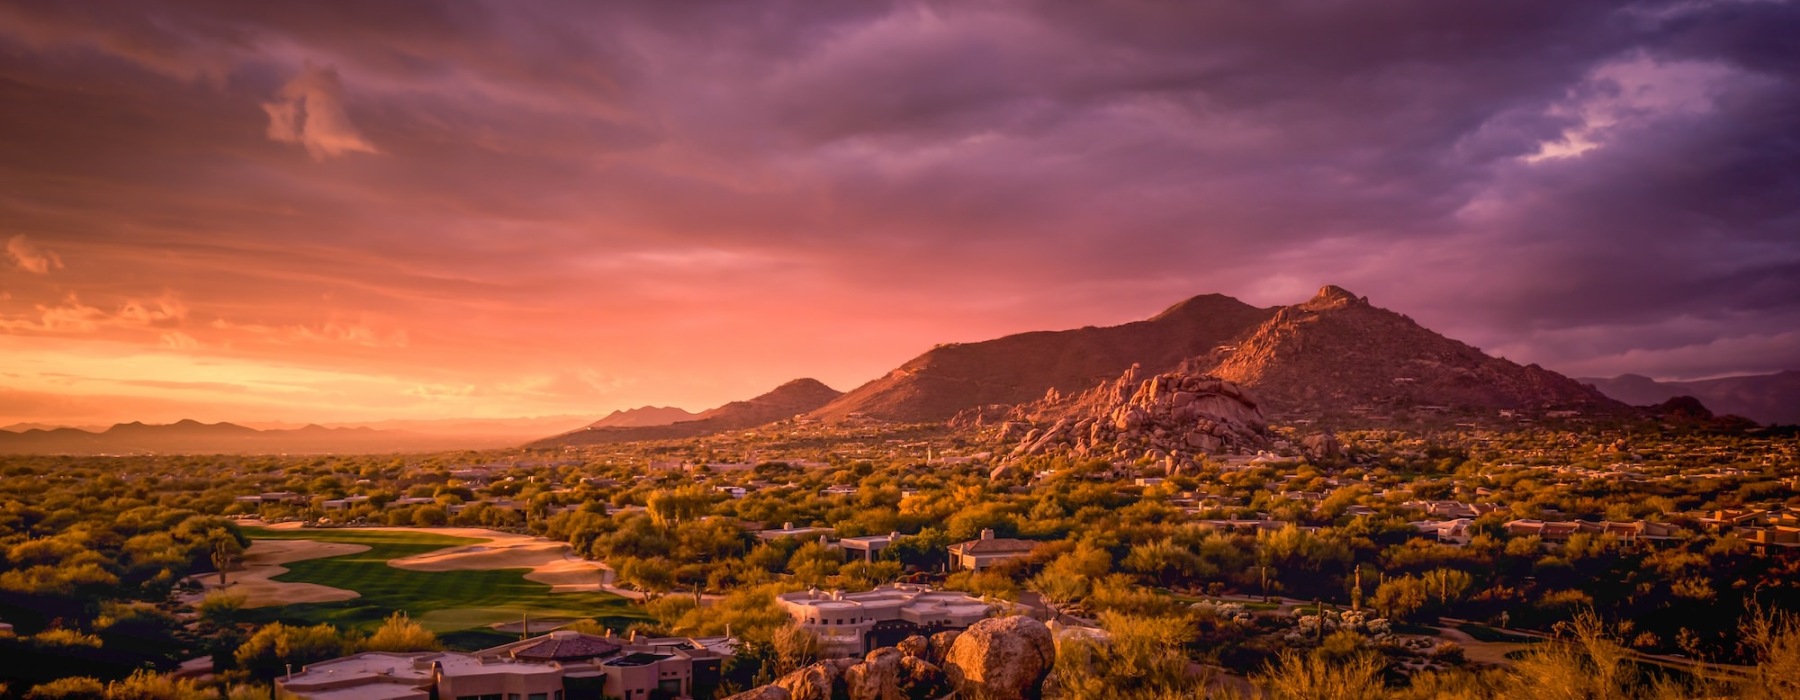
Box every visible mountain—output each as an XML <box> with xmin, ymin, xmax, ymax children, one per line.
<box><xmin>587</xmin><ymin>406</ymin><xmax>698</xmax><ymax>428</ymax></box>
<box><xmin>0</xmin><ymin>420</ymin><xmax>520</xmax><ymax>455</ymax></box>
<box><xmin>807</xmin><ymin>293</ymin><xmax>1275</xmax><ymax>423</ymax></box>
<box><xmin>813</xmin><ymin>285</ymin><xmax>1628</xmax><ymax>427</ymax></box>
<box><xmin>1581</xmin><ymin>371</ymin><xmax>1800</xmax><ymax>425</ymax></box>
<box><xmin>1204</xmin><ymin>286</ymin><xmax>1629</xmax><ymax>420</ymax></box>
<box><xmin>2</xmin><ymin>422</ymin><xmax>106</xmax><ymax>432</ymax></box>
<box><xmin>531</xmin><ymin>378</ymin><xmax>842</xmax><ymax>447</ymax></box>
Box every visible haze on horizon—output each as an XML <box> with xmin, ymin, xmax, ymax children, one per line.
<box><xmin>1</xmin><ymin>1</ymin><xmax>1796</xmax><ymax>428</ymax></box>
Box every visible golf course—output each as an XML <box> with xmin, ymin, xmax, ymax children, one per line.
<box><xmin>236</xmin><ymin>525</ymin><xmax>648</xmax><ymax>649</ymax></box>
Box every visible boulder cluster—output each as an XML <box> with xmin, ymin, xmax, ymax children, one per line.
<box><xmin>725</xmin><ymin>617</ymin><xmax>1055</xmax><ymax>700</ymax></box>
<box><xmin>997</xmin><ymin>365</ymin><xmax>1270</xmax><ymax>470</ymax></box>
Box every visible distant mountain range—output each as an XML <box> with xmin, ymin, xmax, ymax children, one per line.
<box><xmin>587</xmin><ymin>406</ymin><xmax>699</xmax><ymax>428</ymax></box>
<box><xmin>0</xmin><ymin>419</ymin><xmax>526</xmax><ymax>455</ymax></box>
<box><xmin>1581</xmin><ymin>371</ymin><xmax>1800</xmax><ymax>426</ymax></box>
<box><xmin>26</xmin><ymin>285</ymin><xmax>1781</xmax><ymax>455</ymax></box>
<box><xmin>530</xmin><ymin>378</ymin><xmax>843</xmax><ymax>447</ymax></box>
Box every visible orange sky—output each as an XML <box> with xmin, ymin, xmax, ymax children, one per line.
<box><xmin>3</xmin><ymin>2</ymin><xmax>1797</xmax><ymax>427</ymax></box>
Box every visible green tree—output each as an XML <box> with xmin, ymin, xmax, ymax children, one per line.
<box><xmin>363</xmin><ymin>612</ymin><xmax>440</xmax><ymax>652</ymax></box>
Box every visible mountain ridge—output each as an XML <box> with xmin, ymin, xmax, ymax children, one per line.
<box><xmin>806</xmin><ymin>293</ymin><xmax>1276</xmax><ymax>423</ymax></box>
<box><xmin>1581</xmin><ymin>371</ymin><xmax>1800</xmax><ymax>425</ymax></box>
<box><xmin>0</xmin><ymin>420</ymin><xmax>517</xmax><ymax>455</ymax></box>
<box><xmin>531</xmin><ymin>378</ymin><xmax>842</xmax><ymax>447</ymax></box>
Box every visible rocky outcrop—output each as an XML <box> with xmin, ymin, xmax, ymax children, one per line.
<box><xmin>995</xmin><ymin>364</ymin><xmax>1270</xmax><ymax>469</ymax></box>
<box><xmin>725</xmin><ymin>623</ymin><xmax>1037</xmax><ymax>700</ymax></box>
<box><xmin>1301</xmin><ymin>431</ymin><xmax>1341</xmax><ymax>462</ymax></box>
<box><xmin>723</xmin><ymin>686</ymin><xmax>793</xmax><ymax>700</ymax></box>
<box><xmin>772</xmin><ymin>658</ymin><xmax>855</xmax><ymax>700</ymax></box>
<box><xmin>1207</xmin><ymin>285</ymin><xmax>1631</xmax><ymax>422</ymax></box>
<box><xmin>943</xmin><ymin>616</ymin><xmax>1056</xmax><ymax>700</ymax></box>
<box><xmin>735</xmin><ymin>648</ymin><xmax>949</xmax><ymax>700</ymax></box>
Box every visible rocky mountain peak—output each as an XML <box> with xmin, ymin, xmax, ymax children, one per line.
<box><xmin>1302</xmin><ymin>284</ymin><xmax>1364</xmax><ymax>310</ymax></box>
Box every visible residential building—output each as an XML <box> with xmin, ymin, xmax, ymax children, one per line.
<box><xmin>277</xmin><ymin>631</ymin><xmax>730</xmax><ymax>700</ymax></box>
<box><xmin>777</xmin><ymin>585</ymin><xmax>994</xmax><ymax>657</ymax></box>
<box><xmin>756</xmin><ymin>522</ymin><xmax>835</xmax><ymax>541</ymax></box>
<box><xmin>946</xmin><ymin>529</ymin><xmax>1037</xmax><ymax>571</ymax></box>
<box><xmin>839</xmin><ymin>532</ymin><xmax>899</xmax><ymax>562</ymax></box>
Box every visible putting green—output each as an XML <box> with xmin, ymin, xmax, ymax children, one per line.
<box><xmin>242</xmin><ymin>527</ymin><xmax>647</xmax><ymax>635</ymax></box>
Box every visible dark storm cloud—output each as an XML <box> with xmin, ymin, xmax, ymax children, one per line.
<box><xmin>0</xmin><ymin>0</ymin><xmax>1795</xmax><ymax>425</ymax></box>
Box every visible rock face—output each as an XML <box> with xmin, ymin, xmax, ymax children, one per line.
<box><xmin>943</xmin><ymin>616</ymin><xmax>1056</xmax><ymax>700</ymax></box>
<box><xmin>1207</xmin><ymin>285</ymin><xmax>1628</xmax><ymax>421</ymax></box>
<box><xmin>997</xmin><ymin>364</ymin><xmax>1270</xmax><ymax>469</ymax></box>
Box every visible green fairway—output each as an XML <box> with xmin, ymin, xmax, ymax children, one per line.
<box><xmin>242</xmin><ymin>527</ymin><xmax>648</xmax><ymax>635</ymax></box>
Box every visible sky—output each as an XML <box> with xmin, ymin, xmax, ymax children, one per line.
<box><xmin>1</xmin><ymin>0</ymin><xmax>1797</xmax><ymax>427</ymax></box>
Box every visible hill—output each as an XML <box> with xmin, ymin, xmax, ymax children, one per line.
<box><xmin>0</xmin><ymin>419</ymin><xmax>516</xmax><ymax>455</ymax></box>
<box><xmin>530</xmin><ymin>378</ymin><xmax>841</xmax><ymax>447</ymax></box>
<box><xmin>807</xmin><ymin>293</ymin><xmax>1275</xmax><ymax>423</ymax></box>
<box><xmin>1201</xmin><ymin>286</ymin><xmax>1630</xmax><ymax>421</ymax></box>
<box><xmin>587</xmin><ymin>406</ymin><xmax>698</xmax><ymax>428</ymax></box>
<box><xmin>1581</xmin><ymin>371</ymin><xmax>1800</xmax><ymax>425</ymax></box>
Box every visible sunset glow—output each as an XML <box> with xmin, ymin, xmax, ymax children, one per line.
<box><xmin>2</xmin><ymin>1</ymin><xmax>1796</xmax><ymax>426</ymax></box>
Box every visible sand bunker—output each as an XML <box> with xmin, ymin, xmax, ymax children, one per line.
<box><xmin>382</xmin><ymin>528</ymin><xmax>607</xmax><ymax>593</ymax></box>
<box><xmin>217</xmin><ymin>539</ymin><xmax>369</xmax><ymax>607</ymax></box>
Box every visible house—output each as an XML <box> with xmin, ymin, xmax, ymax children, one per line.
<box><xmin>1413</xmin><ymin>518</ymin><xmax>1474</xmax><ymax>545</ymax></box>
<box><xmin>1734</xmin><ymin>525</ymin><xmax>1800</xmax><ymax>549</ymax></box>
<box><xmin>1504</xmin><ymin>519</ymin><xmax>1682</xmax><ymax>546</ymax></box>
<box><xmin>756</xmin><ymin>522</ymin><xmax>835</xmax><ymax>541</ymax></box>
<box><xmin>1193</xmin><ymin>517</ymin><xmax>1317</xmax><ymax>534</ymax></box>
<box><xmin>839</xmin><ymin>532</ymin><xmax>899</xmax><ymax>562</ymax></box>
<box><xmin>778</xmin><ymin>585</ymin><xmax>995</xmax><ymax>657</ymax></box>
<box><xmin>277</xmin><ymin>631</ymin><xmax>731</xmax><ymax>700</ymax></box>
<box><xmin>946</xmin><ymin>530</ymin><xmax>1038</xmax><ymax>571</ymax></box>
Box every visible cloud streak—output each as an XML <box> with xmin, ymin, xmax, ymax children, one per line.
<box><xmin>262</xmin><ymin>63</ymin><xmax>378</xmax><ymax>160</ymax></box>
<box><xmin>5</xmin><ymin>235</ymin><xmax>62</xmax><ymax>274</ymax></box>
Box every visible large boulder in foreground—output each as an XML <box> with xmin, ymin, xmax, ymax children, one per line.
<box><xmin>722</xmin><ymin>686</ymin><xmax>792</xmax><ymax>700</ymax></box>
<box><xmin>944</xmin><ymin>616</ymin><xmax>1056</xmax><ymax>700</ymax></box>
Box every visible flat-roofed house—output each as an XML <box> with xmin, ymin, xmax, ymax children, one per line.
<box><xmin>839</xmin><ymin>532</ymin><xmax>899</xmax><ymax>562</ymax></box>
<box><xmin>946</xmin><ymin>529</ymin><xmax>1037</xmax><ymax>571</ymax></box>
<box><xmin>278</xmin><ymin>631</ymin><xmax>730</xmax><ymax>700</ymax></box>
<box><xmin>778</xmin><ymin>585</ymin><xmax>995</xmax><ymax>657</ymax></box>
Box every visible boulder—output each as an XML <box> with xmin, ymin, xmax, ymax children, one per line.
<box><xmin>944</xmin><ymin>616</ymin><xmax>1056</xmax><ymax>700</ymax></box>
<box><xmin>929</xmin><ymin>630</ymin><xmax>960</xmax><ymax>666</ymax></box>
<box><xmin>722</xmin><ymin>686</ymin><xmax>792</xmax><ymax>700</ymax></box>
<box><xmin>1302</xmin><ymin>432</ymin><xmax>1342</xmax><ymax>461</ymax></box>
<box><xmin>896</xmin><ymin>635</ymin><xmax>929</xmax><ymax>659</ymax></box>
<box><xmin>844</xmin><ymin>648</ymin><xmax>903</xmax><ymax>700</ymax></box>
<box><xmin>897</xmin><ymin>656</ymin><xmax>950</xmax><ymax>699</ymax></box>
<box><xmin>773</xmin><ymin>660</ymin><xmax>851</xmax><ymax>700</ymax></box>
